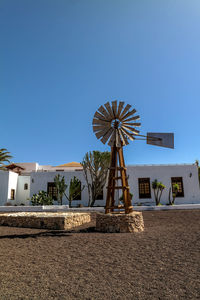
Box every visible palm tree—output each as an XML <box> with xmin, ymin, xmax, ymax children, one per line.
<box><xmin>0</xmin><ymin>148</ymin><xmax>12</xmax><ymax>170</ymax></box>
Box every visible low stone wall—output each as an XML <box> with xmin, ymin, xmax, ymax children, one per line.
<box><xmin>0</xmin><ymin>212</ymin><xmax>91</xmax><ymax>230</ymax></box>
<box><xmin>96</xmin><ymin>212</ymin><xmax>144</xmax><ymax>233</ymax></box>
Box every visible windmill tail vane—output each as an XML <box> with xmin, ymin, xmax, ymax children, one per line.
<box><xmin>92</xmin><ymin>100</ymin><xmax>174</xmax><ymax>214</ymax></box>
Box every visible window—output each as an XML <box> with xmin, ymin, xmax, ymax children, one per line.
<box><xmin>11</xmin><ymin>189</ymin><xmax>15</xmax><ymax>200</ymax></box>
<box><xmin>47</xmin><ymin>182</ymin><xmax>58</xmax><ymax>200</ymax></box>
<box><xmin>24</xmin><ymin>183</ymin><xmax>28</xmax><ymax>190</ymax></box>
<box><xmin>138</xmin><ymin>178</ymin><xmax>151</xmax><ymax>198</ymax></box>
<box><xmin>171</xmin><ymin>177</ymin><xmax>184</xmax><ymax>197</ymax></box>
<box><xmin>70</xmin><ymin>180</ymin><xmax>82</xmax><ymax>200</ymax></box>
<box><xmin>96</xmin><ymin>189</ymin><xmax>104</xmax><ymax>200</ymax></box>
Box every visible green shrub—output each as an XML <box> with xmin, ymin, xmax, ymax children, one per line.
<box><xmin>119</xmin><ymin>192</ymin><xmax>133</xmax><ymax>202</ymax></box>
<box><xmin>31</xmin><ymin>191</ymin><xmax>53</xmax><ymax>206</ymax></box>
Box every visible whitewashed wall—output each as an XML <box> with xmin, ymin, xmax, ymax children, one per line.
<box><xmin>16</xmin><ymin>176</ymin><xmax>31</xmax><ymax>205</ymax></box>
<box><xmin>7</xmin><ymin>171</ymin><xmax>18</xmax><ymax>204</ymax></box>
<box><xmin>1</xmin><ymin>164</ymin><xmax>199</xmax><ymax>206</ymax></box>
<box><xmin>30</xmin><ymin>171</ymin><xmax>105</xmax><ymax>207</ymax></box>
<box><xmin>0</xmin><ymin>171</ymin><xmax>9</xmax><ymax>205</ymax></box>
<box><xmin>127</xmin><ymin>164</ymin><xmax>200</xmax><ymax>205</ymax></box>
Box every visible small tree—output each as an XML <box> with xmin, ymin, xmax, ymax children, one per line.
<box><xmin>152</xmin><ymin>179</ymin><xmax>166</xmax><ymax>205</ymax></box>
<box><xmin>54</xmin><ymin>174</ymin><xmax>68</xmax><ymax>205</ymax></box>
<box><xmin>31</xmin><ymin>191</ymin><xmax>53</xmax><ymax>206</ymax></box>
<box><xmin>81</xmin><ymin>151</ymin><xmax>110</xmax><ymax>207</ymax></box>
<box><xmin>66</xmin><ymin>176</ymin><xmax>85</xmax><ymax>208</ymax></box>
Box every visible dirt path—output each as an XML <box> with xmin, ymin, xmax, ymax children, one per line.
<box><xmin>0</xmin><ymin>210</ymin><xmax>199</xmax><ymax>300</ymax></box>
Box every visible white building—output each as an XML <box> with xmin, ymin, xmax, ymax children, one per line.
<box><xmin>0</xmin><ymin>162</ymin><xmax>199</xmax><ymax>206</ymax></box>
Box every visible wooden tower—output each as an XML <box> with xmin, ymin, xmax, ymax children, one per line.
<box><xmin>92</xmin><ymin>101</ymin><xmax>141</xmax><ymax>214</ymax></box>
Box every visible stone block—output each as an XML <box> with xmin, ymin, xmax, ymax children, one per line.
<box><xmin>96</xmin><ymin>212</ymin><xmax>144</xmax><ymax>233</ymax></box>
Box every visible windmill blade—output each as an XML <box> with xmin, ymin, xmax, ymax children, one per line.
<box><xmin>104</xmin><ymin>102</ymin><xmax>114</xmax><ymax>118</ymax></box>
<box><xmin>121</xmin><ymin>127</ymin><xmax>135</xmax><ymax>141</ymax></box>
<box><xmin>122</xmin><ymin>125</ymin><xmax>140</xmax><ymax>135</ymax></box>
<box><xmin>94</xmin><ymin>111</ymin><xmax>107</xmax><ymax>120</ymax></box>
<box><xmin>98</xmin><ymin>105</ymin><xmax>112</xmax><ymax>120</ymax></box>
<box><xmin>121</xmin><ymin>108</ymin><xmax>137</xmax><ymax>121</ymax></box>
<box><xmin>101</xmin><ymin>128</ymin><xmax>113</xmax><ymax>144</ymax></box>
<box><xmin>122</xmin><ymin>115</ymin><xmax>140</xmax><ymax>122</ymax></box>
<box><xmin>116</xmin><ymin>129</ymin><xmax>122</xmax><ymax>147</ymax></box>
<box><xmin>92</xmin><ymin>118</ymin><xmax>111</xmax><ymax>126</ymax></box>
<box><xmin>119</xmin><ymin>104</ymin><xmax>131</xmax><ymax>120</ymax></box>
<box><xmin>118</xmin><ymin>128</ymin><xmax>129</xmax><ymax>145</ymax></box>
<box><xmin>111</xmin><ymin>100</ymin><xmax>117</xmax><ymax>117</ymax></box>
<box><xmin>108</xmin><ymin>128</ymin><xmax>116</xmax><ymax>147</ymax></box>
<box><xmin>95</xmin><ymin>127</ymin><xmax>111</xmax><ymax>139</ymax></box>
<box><xmin>122</xmin><ymin>122</ymin><xmax>141</xmax><ymax>127</ymax></box>
<box><xmin>116</xmin><ymin>101</ymin><xmax>124</xmax><ymax>118</ymax></box>
<box><xmin>93</xmin><ymin>125</ymin><xmax>110</xmax><ymax>132</ymax></box>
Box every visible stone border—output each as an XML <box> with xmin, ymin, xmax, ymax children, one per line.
<box><xmin>0</xmin><ymin>212</ymin><xmax>91</xmax><ymax>230</ymax></box>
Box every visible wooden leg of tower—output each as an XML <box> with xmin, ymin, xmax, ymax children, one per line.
<box><xmin>105</xmin><ymin>146</ymin><xmax>117</xmax><ymax>214</ymax></box>
<box><xmin>118</xmin><ymin>147</ymin><xmax>133</xmax><ymax>214</ymax></box>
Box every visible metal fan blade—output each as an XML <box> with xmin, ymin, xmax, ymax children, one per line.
<box><xmin>104</xmin><ymin>102</ymin><xmax>114</xmax><ymax>118</ymax></box>
<box><xmin>119</xmin><ymin>104</ymin><xmax>131</xmax><ymax>120</ymax></box>
<box><xmin>95</xmin><ymin>127</ymin><xmax>111</xmax><ymax>139</ymax></box>
<box><xmin>111</xmin><ymin>100</ymin><xmax>117</xmax><ymax>117</ymax></box>
<box><xmin>122</xmin><ymin>125</ymin><xmax>140</xmax><ymax>135</ymax></box>
<box><xmin>121</xmin><ymin>108</ymin><xmax>137</xmax><ymax>121</ymax></box>
<box><xmin>108</xmin><ymin>128</ymin><xmax>116</xmax><ymax>147</ymax></box>
<box><xmin>121</xmin><ymin>127</ymin><xmax>135</xmax><ymax>141</ymax></box>
<box><xmin>98</xmin><ymin>105</ymin><xmax>112</xmax><ymax>120</ymax></box>
<box><xmin>118</xmin><ymin>128</ymin><xmax>129</xmax><ymax>145</ymax></box>
<box><xmin>101</xmin><ymin>128</ymin><xmax>113</xmax><ymax>144</ymax></box>
<box><xmin>122</xmin><ymin>115</ymin><xmax>140</xmax><ymax>122</ymax></box>
<box><xmin>93</xmin><ymin>125</ymin><xmax>109</xmax><ymax>132</ymax></box>
<box><xmin>122</xmin><ymin>122</ymin><xmax>141</xmax><ymax>127</ymax></box>
<box><xmin>92</xmin><ymin>118</ymin><xmax>111</xmax><ymax>126</ymax></box>
<box><xmin>116</xmin><ymin>101</ymin><xmax>124</xmax><ymax>118</ymax></box>
<box><xmin>94</xmin><ymin>111</ymin><xmax>107</xmax><ymax>120</ymax></box>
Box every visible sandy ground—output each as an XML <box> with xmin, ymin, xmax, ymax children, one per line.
<box><xmin>0</xmin><ymin>210</ymin><xmax>199</xmax><ymax>300</ymax></box>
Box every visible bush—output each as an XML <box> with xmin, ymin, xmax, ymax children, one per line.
<box><xmin>119</xmin><ymin>192</ymin><xmax>133</xmax><ymax>202</ymax></box>
<box><xmin>31</xmin><ymin>191</ymin><xmax>53</xmax><ymax>206</ymax></box>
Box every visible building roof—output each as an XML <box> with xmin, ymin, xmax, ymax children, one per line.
<box><xmin>4</xmin><ymin>163</ymin><xmax>25</xmax><ymax>174</ymax></box>
<box><xmin>55</xmin><ymin>162</ymin><xmax>82</xmax><ymax>168</ymax></box>
<box><xmin>5</xmin><ymin>163</ymin><xmax>25</xmax><ymax>170</ymax></box>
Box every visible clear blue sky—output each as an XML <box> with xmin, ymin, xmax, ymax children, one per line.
<box><xmin>1</xmin><ymin>0</ymin><xmax>200</xmax><ymax>166</ymax></box>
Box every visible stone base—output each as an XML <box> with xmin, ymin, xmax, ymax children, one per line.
<box><xmin>0</xmin><ymin>212</ymin><xmax>91</xmax><ymax>230</ymax></box>
<box><xmin>96</xmin><ymin>212</ymin><xmax>144</xmax><ymax>233</ymax></box>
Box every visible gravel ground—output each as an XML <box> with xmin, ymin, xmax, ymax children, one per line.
<box><xmin>0</xmin><ymin>210</ymin><xmax>199</xmax><ymax>300</ymax></box>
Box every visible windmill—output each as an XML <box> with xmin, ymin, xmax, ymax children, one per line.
<box><xmin>92</xmin><ymin>100</ymin><xmax>174</xmax><ymax>214</ymax></box>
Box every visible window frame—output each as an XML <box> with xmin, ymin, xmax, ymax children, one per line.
<box><xmin>138</xmin><ymin>178</ymin><xmax>151</xmax><ymax>199</ymax></box>
<box><xmin>96</xmin><ymin>189</ymin><xmax>104</xmax><ymax>200</ymax></box>
<box><xmin>47</xmin><ymin>182</ymin><xmax>58</xmax><ymax>200</ymax></box>
<box><xmin>171</xmin><ymin>177</ymin><xmax>184</xmax><ymax>197</ymax></box>
<box><xmin>10</xmin><ymin>189</ymin><xmax>15</xmax><ymax>200</ymax></box>
<box><xmin>24</xmin><ymin>183</ymin><xmax>28</xmax><ymax>190</ymax></box>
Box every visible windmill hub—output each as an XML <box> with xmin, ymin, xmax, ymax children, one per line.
<box><xmin>112</xmin><ymin>119</ymin><xmax>120</xmax><ymax>129</ymax></box>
